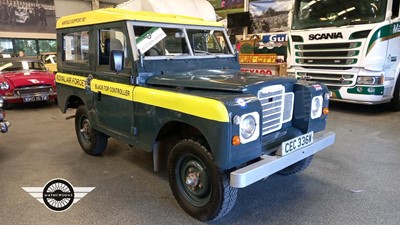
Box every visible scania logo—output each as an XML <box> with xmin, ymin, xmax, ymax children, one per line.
<box><xmin>309</xmin><ymin>32</ymin><xmax>343</xmax><ymax>40</ymax></box>
<box><xmin>300</xmin><ymin>75</ymin><xmax>313</xmax><ymax>80</ymax></box>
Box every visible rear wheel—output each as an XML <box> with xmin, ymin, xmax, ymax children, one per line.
<box><xmin>278</xmin><ymin>155</ymin><xmax>314</xmax><ymax>176</ymax></box>
<box><xmin>168</xmin><ymin>139</ymin><xmax>237</xmax><ymax>221</ymax></box>
<box><xmin>75</xmin><ymin>105</ymin><xmax>108</xmax><ymax>156</ymax></box>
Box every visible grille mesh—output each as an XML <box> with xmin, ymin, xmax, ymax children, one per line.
<box><xmin>258</xmin><ymin>85</ymin><xmax>285</xmax><ymax>135</ymax></box>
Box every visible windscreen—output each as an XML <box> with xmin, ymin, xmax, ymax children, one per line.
<box><xmin>292</xmin><ymin>0</ymin><xmax>387</xmax><ymax>30</ymax></box>
<box><xmin>186</xmin><ymin>29</ymin><xmax>230</xmax><ymax>55</ymax></box>
<box><xmin>0</xmin><ymin>61</ymin><xmax>47</xmax><ymax>72</ymax></box>
<box><xmin>133</xmin><ymin>25</ymin><xmax>232</xmax><ymax>57</ymax></box>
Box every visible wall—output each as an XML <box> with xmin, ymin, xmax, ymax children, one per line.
<box><xmin>54</xmin><ymin>0</ymin><xmax>92</xmax><ymax>18</ymax></box>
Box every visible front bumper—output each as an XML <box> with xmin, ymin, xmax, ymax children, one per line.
<box><xmin>0</xmin><ymin>120</ymin><xmax>10</xmax><ymax>133</ymax></box>
<box><xmin>230</xmin><ymin>131</ymin><xmax>335</xmax><ymax>188</ymax></box>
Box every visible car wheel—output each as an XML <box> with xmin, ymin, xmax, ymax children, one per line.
<box><xmin>278</xmin><ymin>155</ymin><xmax>314</xmax><ymax>176</ymax></box>
<box><xmin>168</xmin><ymin>139</ymin><xmax>237</xmax><ymax>221</ymax></box>
<box><xmin>75</xmin><ymin>105</ymin><xmax>108</xmax><ymax>156</ymax></box>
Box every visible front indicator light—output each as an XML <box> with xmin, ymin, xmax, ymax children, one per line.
<box><xmin>232</xmin><ymin>135</ymin><xmax>241</xmax><ymax>146</ymax></box>
<box><xmin>323</xmin><ymin>107</ymin><xmax>330</xmax><ymax>115</ymax></box>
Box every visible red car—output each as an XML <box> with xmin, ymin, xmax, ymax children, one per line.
<box><xmin>0</xmin><ymin>57</ymin><xmax>57</xmax><ymax>105</ymax></box>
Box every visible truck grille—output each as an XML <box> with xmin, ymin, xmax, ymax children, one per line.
<box><xmin>294</xmin><ymin>41</ymin><xmax>361</xmax><ymax>85</ymax></box>
<box><xmin>294</xmin><ymin>42</ymin><xmax>361</xmax><ymax>66</ymax></box>
<box><xmin>14</xmin><ymin>85</ymin><xmax>53</xmax><ymax>96</ymax></box>
<box><xmin>258</xmin><ymin>85</ymin><xmax>293</xmax><ymax>135</ymax></box>
<box><xmin>297</xmin><ymin>72</ymin><xmax>355</xmax><ymax>86</ymax></box>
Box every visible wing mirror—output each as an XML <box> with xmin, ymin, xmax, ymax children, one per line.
<box><xmin>110</xmin><ymin>50</ymin><xmax>124</xmax><ymax>72</ymax></box>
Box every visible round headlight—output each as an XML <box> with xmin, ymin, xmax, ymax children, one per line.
<box><xmin>240</xmin><ymin>115</ymin><xmax>256</xmax><ymax>139</ymax></box>
<box><xmin>0</xmin><ymin>81</ymin><xmax>10</xmax><ymax>91</ymax></box>
<box><xmin>311</xmin><ymin>96</ymin><xmax>323</xmax><ymax>119</ymax></box>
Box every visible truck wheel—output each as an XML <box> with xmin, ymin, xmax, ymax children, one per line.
<box><xmin>168</xmin><ymin>139</ymin><xmax>237</xmax><ymax>221</ymax></box>
<box><xmin>388</xmin><ymin>78</ymin><xmax>400</xmax><ymax>111</ymax></box>
<box><xmin>278</xmin><ymin>155</ymin><xmax>314</xmax><ymax>176</ymax></box>
<box><xmin>75</xmin><ymin>105</ymin><xmax>108</xmax><ymax>156</ymax></box>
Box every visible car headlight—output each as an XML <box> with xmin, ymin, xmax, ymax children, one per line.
<box><xmin>356</xmin><ymin>76</ymin><xmax>382</xmax><ymax>85</ymax></box>
<box><xmin>311</xmin><ymin>95</ymin><xmax>323</xmax><ymax>119</ymax></box>
<box><xmin>0</xmin><ymin>81</ymin><xmax>10</xmax><ymax>91</ymax></box>
<box><xmin>0</xmin><ymin>97</ymin><xmax>3</xmax><ymax>108</ymax></box>
<box><xmin>239</xmin><ymin>112</ymin><xmax>260</xmax><ymax>144</ymax></box>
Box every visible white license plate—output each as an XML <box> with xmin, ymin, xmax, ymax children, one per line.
<box><xmin>23</xmin><ymin>95</ymin><xmax>49</xmax><ymax>103</ymax></box>
<box><xmin>277</xmin><ymin>131</ymin><xmax>314</xmax><ymax>156</ymax></box>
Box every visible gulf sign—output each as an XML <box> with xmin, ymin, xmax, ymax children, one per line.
<box><xmin>262</xmin><ymin>34</ymin><xmax>288</xmax><ymax>42</ymax></box>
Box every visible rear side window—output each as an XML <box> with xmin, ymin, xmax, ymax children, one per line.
<box><xmin>62</xmin><ymin>31</ymin><xmax>89</xmax><ymax>64</ymax></box>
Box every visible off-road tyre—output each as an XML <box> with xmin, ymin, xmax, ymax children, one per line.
<box><xmin>168</xmin><ymin>139</ymin><xmax>237</xmax><ymax>221</ymax></box>
<box><xmin>75</xmin><ymin>105</ymin><xmax>108</xmax><ymax>156</ymax></box>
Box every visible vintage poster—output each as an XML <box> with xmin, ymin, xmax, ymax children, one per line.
<box><xmin>0</xmin><ymin>0</ymin><xmax>56</xmax><ymax>33</ymax></box>
<box><xmin>249</xmin><ymin>0</ymin><xmax>293</xmax><ymax>33</ymax></box>
<box><xmin>207</xmin><ymin>0</ymin><xmax>245</xmax><ymax>18</ymax></box>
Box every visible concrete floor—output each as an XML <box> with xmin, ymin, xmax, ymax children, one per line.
<box><xmin>0</xmin><ymin>101</ymin><xmax>399</xmax><ymax>225</ymax></box>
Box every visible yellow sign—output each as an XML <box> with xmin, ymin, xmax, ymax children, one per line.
<box><xmin>239</xmin><ymin>54</ymin><xmax>277</xmax><ymax>64</ymax></box>
<box><xmin>90</xmin><ymin>79</ymin><xmax>134</xmax><ymax>101</ymax></box>
<box><xmin>55</xmin><ymin>73</ymin><xmax>86</xmax><ymax>89</ymax></box>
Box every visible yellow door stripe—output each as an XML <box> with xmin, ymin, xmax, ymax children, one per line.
<box><xmin>134</xmin><ymin>87</ymin><xmax>229</xmax><ymax>122</ymax></box>
<box><xmin>91</xmin><ymin>79</ymin><xmax>134</xmax><ymax>101</ymax></box>
<box><xmin>55</xmin><ymin>73</ymin><xmax>86</xmax><ymax>89</ymax></box>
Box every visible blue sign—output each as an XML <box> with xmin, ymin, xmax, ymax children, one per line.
<box><xmin>262</xmin><ymin>34</ymin><xmax>288</xmax><ymax>42</ymax></box>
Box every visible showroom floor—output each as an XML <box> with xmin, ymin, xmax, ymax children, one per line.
<box><xmin>0</xmin><ymin>101</ymin><xmax>399</xmax><ymax>225</ymax></box>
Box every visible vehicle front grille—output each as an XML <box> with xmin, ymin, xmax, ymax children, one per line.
<box><xmin>294</xmin><ymin>42</ymin><xmax>361</xmax><ymax>66</ymax></box>
<box><xmin>297</xmin><ymin>72</ymin><xmax>355</xmax><ymax>86</ymax></box>
<box><xmin>14</xmin><ymin>85</ymin><xmax>53</xmax><ymax>96</ymax></box>
<box><xmin>258</xmin><ymin>85</ymin><xmax>293</xmax><ymax>135</ymax></box>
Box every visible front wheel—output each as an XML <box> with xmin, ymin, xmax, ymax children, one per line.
<box><xmin>168</xmin><ymin>139</ymin><xmax>237</xmax><ymax>221</ymax></box>
<box><xmin>75</xmin><ymin>105</ymin><xmax>108</xmax><ymax>156</ymax></box>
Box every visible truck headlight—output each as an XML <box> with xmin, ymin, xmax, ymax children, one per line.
<box><xmin>311</xmin><ymin>95</ymin><xmax>323</xmax><ymax>119</ymax></box>
<box><xmin>239</xmin><ymin>112</ymin><xmax>260</xmax><ymax>144</ymax></box>
<box><xmin>0</xmin><ymin>81</ymin><xmax>10</xmax><ymax>91</ymax></box>
<box><xmin>356</xmin><ymin>76</ymin><xmax>382</xmax><ymax>85</ymax></box>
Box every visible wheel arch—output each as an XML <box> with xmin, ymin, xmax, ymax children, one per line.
<box><xmin>59</xmin><ymin>94</ymin><xmax>84</xmax><ymax>113</ymax></box>
<box><xmin>152</xmin><ymin>120</ymin><xmax>211</xmax><ymax>172</ymax></box>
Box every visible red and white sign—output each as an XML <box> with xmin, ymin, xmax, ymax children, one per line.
<box><xmin>241</xmin><ymin>68</ymin><xmax>273</xmax><ymax>75</ymax></box>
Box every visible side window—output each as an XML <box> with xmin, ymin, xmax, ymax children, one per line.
<box><xmin>62</xmin><ymin>31</ymin><xmax>89</xmax><ymax>64</ymax></box>
<box><xmin>14</xmin><ymin>39</ymin><xmax>38</xmax><ymax>56</ymax></box>
<box><xmin>0</xmin><ymin>38</ymin><xmax>13</xmax><ymax>55</ymax></box>
<box><xmin>38</xmin><ymin>39</ymin><xmax>56</xmax><ymax>53</ymax></box>
<box><xmin>133</xmin><ymin>26</ymin><xmax>189</xmax><ymax>56</ymax></box>
<box><xmin>393</xmin><ymin>0</ymin><xmax>400</xmax><ymax>19</ymax></box>
<box><xmin>99</xmin><ymin>29</ymin><xmax>127</xmax><ymax>65</ymax></box>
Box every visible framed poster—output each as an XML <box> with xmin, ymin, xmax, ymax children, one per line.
<box><xmin>0</xmin><ymin>0</ymin><xmax>56</xmax><ymax>34</ymax></box>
